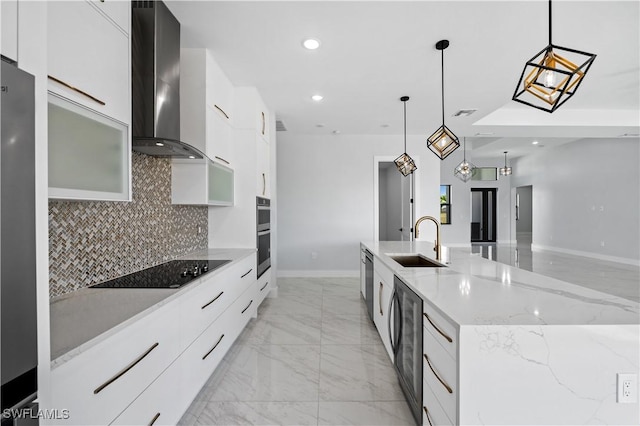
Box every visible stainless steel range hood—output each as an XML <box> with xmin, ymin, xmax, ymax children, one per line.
<box><xmin>131</xmin><ymin>1</ymin><xmax>204</xmax><ymax>159</ymax></box>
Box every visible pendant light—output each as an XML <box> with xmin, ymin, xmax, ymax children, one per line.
<box><xmin>394</xmin><ymin>96</ymin><xmax>417</xmax><ymax>176</ymax></box>
<box><xmin>499</xmin><ymin>151</ymin><xmax>512</xmax><ymax>176</ymax></box>
<box><xmin>512</xmin><ymin>0</ymin><xmax>596</xmax><ymax>113</ymax></box>
<box><xmin>427</xmin><ymin>40</ymin><xmax>459</xmax><ymax>160</ymax></box>
<box><xmin>454</xmin><ymin>137</ymin><xmax>476</xmax><ymax>182</ymax></box>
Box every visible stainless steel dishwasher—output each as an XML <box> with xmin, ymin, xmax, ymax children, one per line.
<box><xmin>364</xmin><ymin>250</ymin><xmax>374</xmax><ymax>322</ymax></box>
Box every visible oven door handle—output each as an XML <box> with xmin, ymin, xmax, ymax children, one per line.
<box><xmin>257</xmin><ymin>206</ymin><xmax>270</xmax><ymax>211</ymax></box>
<box><xmin>257</xmin><ymin>230</ymin><xmax>271</xmax><ymax>236</ymax></box>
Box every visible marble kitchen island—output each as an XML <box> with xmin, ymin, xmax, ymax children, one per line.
<box><xmin>361</xmin><ymin>241</ymin><xmax>640</xmax><ymax>425</ymax></box>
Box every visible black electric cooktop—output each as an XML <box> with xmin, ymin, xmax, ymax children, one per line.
<box><xmin>91</xmin><ymin>259</ymin><xmax>231</xmax><ymax>289</ymax></box>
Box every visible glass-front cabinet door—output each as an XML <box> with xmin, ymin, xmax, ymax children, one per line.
<box><xmin>48</xmin><ymin>93</ymin><xmax>130</xmax><ymax>201</ymax></box>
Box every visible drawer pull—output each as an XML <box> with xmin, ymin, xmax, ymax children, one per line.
<box><xmin>423</xmin><ymin>406</ymin><xmax>433</xmax><ymax>426</ymax></box>
<box><xmin>48</xmin><ymin>75</ymin><xmax>106</xmax><ymax>106</ymax></box>
<box><xmin>262</xmin><ymin>173</ymin><xmax>266</xmax><ymax>196</ymax></box>
<box><xmin>201</xmin><ymin>291</ymin><xmax>224</xmax><ymax>310</ymax></box>
<box><xmin>379</xmin><ymin>282</ymin><xmax>384</xmax><ymax>315</ymax></box>
<box><xmin>241</xmin><ymin>300</ymin><xmax>253</xmax><ymax>314</ymax></box>
<box><xmin>202</xmin><ymin>334</ymin><xmax>225</xmax><ymax>360</ymax></box>
<box><xmin>214</xmin><ymin>104</ymin><xmax>230</xmax><ymax>119</ymax></box>
<box><xmin>214</xmin><ymin>156</ymin><xmax>230</xmax><ymax>165</ymax></box>
<box><xmin>241</xmin><ymin>269</ymin><xmax>253</xmax><ymax>279</ymax></box>
<box><xmin>423</xmin><ymin>312</ymin><xmax>453</xmax><ymax>343</ymax></box>
<box><xmin>149</xmin><ymin>413</ymin><xmax>160</xmax><ymax>426</ymax></box>
<box><xmin>424</xmin><ymin>354</ymin><xmax>453</xmax><ymax>394</ymax></box>
<box><xmin>260</xmin><ymin>282</ymin><xmax>269</xmax><ymax>291</ymax></box>
<box><xmin>261</xmin><ymin>111</ymin><xmax>266</xmax><ymax>135</ymax></box>
<box><xmin>94</xmin><ymin>342</ymin><xmax>159</xmax><ymax>394</ymax></box>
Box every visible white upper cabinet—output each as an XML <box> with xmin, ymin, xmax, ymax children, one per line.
<box><xmin>87</xmin><ymin>0</ymin><xmax>130</xmax><ymax>34</ymax></box>
<box><xmin>256</xmin><ymin>136</ymin><xmax>270</xmax><ymax>198</ymax></box>
<box><xmin>1</xmin><ymin>0</ymin><xmax>18</xmax><ymax>62</ymax></box>
<box><xmin>234</xmin><ymin>87</ymin><xmax>271</xmax><ymax>144</ymax></box>
<box><xmin>47</xmin><ymin>0</ymin><xmax>130</xmax><ymax>125</ymax></box>
<box><xmin>181</xmin><ymin>48</ymin><xmax>234</xmax><ymax>166</ymax></box>
<box><xmin>171</xmin><ymin>159</ymin><xmax>234</xmax><ymax>207</ymax></box>
<box><xmin>47</xmin><ymin>0</ymin><xmax>131</xmax><ymax>201</ymax></box>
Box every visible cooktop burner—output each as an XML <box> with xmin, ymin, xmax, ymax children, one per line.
<box><xmin>91</xmin><ymin>259</ymin><xmax>231</xmax><ymax>289</ymax></box>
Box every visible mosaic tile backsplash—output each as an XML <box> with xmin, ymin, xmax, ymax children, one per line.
<box><xmin>49</xmin><ymin>152</ymin><xmax>208</xmax><ymax>297</ymax></box>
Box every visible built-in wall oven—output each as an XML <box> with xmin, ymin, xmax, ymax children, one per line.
<box><xmin>391</xmin><ymin>276</ymin><xmax>423</xmax><ymax>425</ymax></box>
<box><xmin>256</xmin><ymin>197</ymin><xmax>271</xmax><ymax>278</ymax></box>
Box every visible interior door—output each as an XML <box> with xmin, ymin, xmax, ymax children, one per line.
<box><xmin>378</xmin><ymin>162</ymin><xmax>413</xmax><ymax>241</ymax></box>
<box><xmin>470</xmin><ymin>188</ymin><xmax>497</xmax><ymax>242</ymax></box>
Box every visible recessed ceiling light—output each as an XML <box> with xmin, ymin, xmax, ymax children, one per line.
<box><xmin>332</xmin><ymin>130</ymin><xmax>341</xmax><ymax>135</ymax></box>
<box><xmin>532</xmin><ymin>140</ymin><xmax>539</xmax><ymax>145</ymax></box>
<box><xmin>311</xmin><ymin>94</ymin><xmax>323</xmax><ymax>101</ymax></box>
<box><xmin>302</xmin><ymin>38</ymin><xmax>321</xmax><ymax>50</ymax></box>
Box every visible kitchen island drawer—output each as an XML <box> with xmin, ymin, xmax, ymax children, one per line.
<box><xmin>423</xmin><ymin>380</ymin><xmax>453</xmax><ymax>426</ymax></box>
<box><xmin>50</xmin><ymin>301</ymin><xmax>181</xmax><ymax>425</ymax></box>
<box><xmin>423</xmin><ymin>322</ymin><xmax>457</xmax><ymax>424</ymax></box>
<box><xmin>423</xmin><ymin>302</ymin><xmax>457</xmax><ymax>359</ymax></box>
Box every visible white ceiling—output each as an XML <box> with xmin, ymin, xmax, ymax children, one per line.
<box><xmin>166</xmin><ymin>0</ymin><xmax>640</xmax><ymax>158</ymax></box>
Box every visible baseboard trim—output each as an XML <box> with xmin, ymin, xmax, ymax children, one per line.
<box><xmin>531</xmin><ymin>244</ymin><xmax>640</xmax><ymax>267</ymax></box>
<box><xmin>277</xmin><ymin>270</ymin><xmax>360</xmax><ymax>278</ymax></box>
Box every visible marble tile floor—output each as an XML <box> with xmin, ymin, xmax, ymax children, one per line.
<box><xmin>179</xmin><ymin>277</ymin><xmax>415</xmax><ymax>426</ymax></box>
<box><xmin>468</xmin><ymin>241</ymin><xmax>640</xmax><ymax>303</ymax></box>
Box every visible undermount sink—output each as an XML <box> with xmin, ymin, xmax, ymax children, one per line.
<box><xmin>388</xmin><ymin>254</ymin><xmax>445</xmax><ymax>268</ymax></box>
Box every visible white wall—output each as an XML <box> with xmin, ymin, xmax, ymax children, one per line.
<box><xmin>516</xmin><ymin>185</ymin><xmax>533</xmax><ymax>234</ymax></box>
<box><xmin>277</xmin><ymin>134</ymin><xmax>440</xmax><ymax>275</ymax></box>
<box><xmin>512</xmin><ymin>137</ymin><xmax>640</xmax><ymax>264</ymax></box>
<box><xmin>439</xmin><ymin>148</ymin><xmax>513</xmax><ymax>246</ymax></box>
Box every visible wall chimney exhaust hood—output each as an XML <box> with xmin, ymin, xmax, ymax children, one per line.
<box><xmin>131</xmin><ymin>1</ymin><xmax>205</xmax><ymax>159</ymax></box>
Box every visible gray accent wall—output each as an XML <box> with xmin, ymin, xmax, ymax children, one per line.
<box><xmin>511</xmin><ymin>137</ymin><xmax>640</xmax><ymax>263</ymax></box>
<box><xmin>276</xmin><ymin>133</ymin><xmax>440</xmax><ymax>274</ymax></box>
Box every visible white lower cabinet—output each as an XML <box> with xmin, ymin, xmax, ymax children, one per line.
<box><xmin>423</xmin><ymin>302</ymin><xmax>458</xmax><ymax>425</ymax></box>
<box><xmin>50</xmin><ymin>254</ymin><xmax>259</xmax><ymax>425</ymax></box>
<box><xmin>50</xmin><ymin>301</ymin><xmax>181</xmax><ymax>425</ymax></box>
<box><xmin>256</xmin><ymin>268</ymin><xmax>272</xmax><ymax>307</ymax></box>
<box><xmin>373</xmin><ymin>258</ymin><xmax>394</xmax><ymax>361</ymax></box>
<box><xmin>423</xmin><ymin>380</ymin><xmax>453</xmax><ymax>426</ymax></box>
<box><xmin>110</xmin><ymin>358</ymin><xmax>184</xmax><ymax>426</ymax></box>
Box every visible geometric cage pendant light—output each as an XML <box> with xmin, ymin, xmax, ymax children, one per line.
<box><xmin>453</xmin><ymin>137</ymin><xmax>476</xmax><ymax>182</ymax></box>
<box><xmin>427</xmin><ymin>39</ymin><xmax>460</xmax><ymax>160</ymax></box>
<box><xmin>394</xmin><ymin>96</ymin><xmax>417</xmax><ymax>176</ymax></box>
<box><xmin>499</xmin><ymin>151</ymin><xmax>512</xmax><ymax>176</ymax></box>
<box><xmin>512</xmin><ymin>0</ymin><xmax>596</xmax><ymax>113</ymax></box>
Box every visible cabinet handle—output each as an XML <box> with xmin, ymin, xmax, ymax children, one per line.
<box><xmin>423</xmin><ymin>407</ymin><xmax>433</xmax><ymax>426</ymax></box>
<box><xmin>149</xmin><ymin>413</ymin><xmax>160</xmax><ymax>426</ymax></box>
<box><xmin>424</xmin><ymin>354</ymin><xmax>453</xmax><ymax>394</ymax></box>
<box><xmin>214</xmin><ymin>104</ymin><xmax>229</xmax><ymax>119</ymax></box>
<box><xmin>48</xmin><ymin>75</ymin><xmax>105</xmax><ymax>106</ymax></box>
<box><xmin>214</xmin><ymin>156</ymin><xmax>230</xmax><ymax>165</ymax></box>
<box><xmin>201</xmin><ymin>291</ymin><xmax>224</xmax><ymax>310</ymax></box>
<box><xmin>260</xmin><ymin>282</ymin><xmax>269</xmax><ymax>291</ymax></box>
<box><xmin>202</xmin><ymin>334</ymin><xmax>224</xmax><ymax>360</ymax></box>
<box><xmin>423</xmin><ymin>312</ymin><xmax>453</xmax><ymax>343</ymax></box>
<box><xmin>379</xmin><ymin>282</ymin><xmax>384</xmax><ymax>315</ymax></box>
<box><xmin>262</xmin><ymin>173</ymin><xmax>266</xmax><ymax>196</ymax></box>
<box><xmin>94</xmin><ymin>343</ymin><xmax>159</xmax><ymax>394</ymax></box>
<box><xmin>241</xmin><ymin>300</ymin><xmax>253</xmax><ymax>314</ymax></box>
<box><xmin>241</xmin><ymin>269</ymin><xmax>253</xmax><ymax>279</ymax></box>
<box><xmin>261</xmin><ymin>111</ymin><xmax>266</xmax><ymax>135</ymax></box>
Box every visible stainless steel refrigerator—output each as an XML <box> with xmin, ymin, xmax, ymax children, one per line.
<box><xmin>1</xmin><ymin>59</ymin><xmax>38</xmax><ymax>422</ymax></box>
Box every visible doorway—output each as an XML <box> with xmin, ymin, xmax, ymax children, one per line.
<box><xmin>470</xmin><ymin>188</ymin><xmax>497</xmax><ymax>242</ymax></box>
<box><xmin>516</xmin><ymin>185</ymin><xmax>533</xmax><ymax>246</ymax></box>
<box><xmin>378</xmin><ymin>162</ymin><xmax>413</xmax><ymax>241</ymax></box>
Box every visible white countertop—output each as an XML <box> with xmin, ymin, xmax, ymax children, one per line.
<box><xmin>50</xmin><ymin>248</ymin><xmax>256</xmax><ymax>365</ymax></box>
<box><xmin>361</xmin><ymin>241</ymin><xmax>639</xmax><ymax>326</ymax></box>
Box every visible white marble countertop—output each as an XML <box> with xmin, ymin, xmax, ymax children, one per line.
<box><xmin>50</xmin><ymin>248</ymin><xmax>256</xmax><ymax>366</ymax></box>
<box><xmin>361</xmin><ymin>241</ymin><xmax>639</xmax><ymax>326</ymax></box>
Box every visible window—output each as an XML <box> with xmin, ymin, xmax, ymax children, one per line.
<box><xmin>440</xmin><ymin>185</ymin><xmax>451</xmax><ymax>225</ymax></box>
<box><xmin>471</xmin><ymin>167</ymin><xmax>498</xmax><ymax>181</ymax></box>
